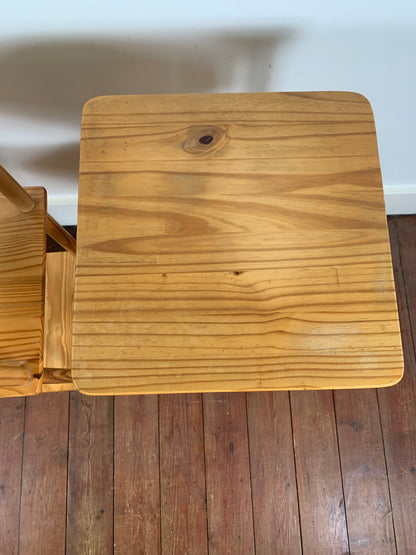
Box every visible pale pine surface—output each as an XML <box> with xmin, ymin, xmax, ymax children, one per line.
<box><xmin>73</xmin><ymin>92</ymin><xmax>403</xmax><ymax>394</ymax></box>
<box><xmin>0</xmin><ymin>187</ymin><xmax>46</xmax><ymax>397</ymax></box>
<box><xmin>42</xmin><ymin>252</ymin><xmax>76</xmax><ymax>392</ymax></box>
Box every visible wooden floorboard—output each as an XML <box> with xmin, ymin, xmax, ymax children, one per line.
<box><xmin>19</xmin><ymin>392</ymin><xmax>69</xmax><ymax>555</ymax></box>
<box><xmin>160</xmin><ymin>393</ymin><xmax>207</xmax><ymax>554</ymax></box>
<box><xmin>334</xmin><ymin>388</ymin><xmax>396</xmax><ymax>553</ymax></box>
<box><xmin>291</xmin><ymin>390</ymin><xmax>350</xmax><ymax>553</ymax></box>
<box><xmin>114</xmin><ymin>395</ymin><xmax>160</xmax><ymax>554</ymax></box>
<box><xmin>377</xmin><ymin>217</ymin><xmax>416</xmax><ymax>553</ymax></box>
<box><xmin>0</xmin><ymin>217</ymin><xmax>415</xmax><ymax>553</ymax></box>
<box><xmin>204</xmin><ymin>392</ymin><xmax>255</xmax><ymax>554</ymax></box>
<box><xmin>0</xmin><ymin>397</ymin><xmax>24</xmax><ymax>555</ymax></box>
<box><xmin>66</xmin><ymin>392</ymin><xmax>114</xmax><ymax>554</ymax></box>
<box><xmin>246</xmin><ymin>391</ymin><xmax>302</xmax><ymax>554</ymax></box>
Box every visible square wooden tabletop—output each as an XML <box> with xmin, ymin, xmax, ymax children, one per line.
<box><xmin>72</xmin><ymin>92</ymin><xmax>403</xmax><ymax>395</ymax></box>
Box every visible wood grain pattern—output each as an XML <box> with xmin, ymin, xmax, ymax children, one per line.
<box><xmin>0</xmin><ymin>397</ymin><xmax>24</xmax><ymax>555</ymax></box>
<box><xmin>204</xmin><ymin>392</ymin><xmax>255</xmax><ymax>554</ymax></box>
<box><xmin>0</xmin><ymin>215</ymin><xmax>414</xmax><ymax>555</ymax></box>
<box><xmin>44</xmin><ymin>252</ymin><xmax>74</xmax><ymax>370</ymax></box>
<box><xmin>73</xmin><ymin>92</ymin><xmax>402</xmax><ymax>394</ymax></box>
<box><xmin>42</xmin><ymin>252</ymin><xmax>75</xmax><ymax>392</ymax></box>
<box><xmin>334</xmin><ymin>388</ymin><xmax>395</xmax><ymax>553</ymax></box>
<box><xmin>0</xmin><ymin>165</ymin><xmax>35</xmax><ymax>213</ymax></box>
<box><xmin>290</xmin><ymin>390</ymin><xmax>349</xmax><ymax>553</ymax></box>
<box><xmin>41</xmin><ymin>368</ymin><xmax>75</xmax><ymax>392</ymax></box>
<box><xmin>114</xmin><ymin>395</ymin><xmax>160</xmax><ymax>554</ymax></box>
<box><xmin>246</xmin><ymin>392</ymin><xmax>302</xmax><ymax>554</ymax></box>
<box><xmin>378</xmin><ymin>217</ymin><xmax>416</xmax><ymax>553</ymax></box>
<box><xmin>19</xmin><ymin>393</ymin><xmax>69</xmax><ymax>555</ymax></box>
<box><xmin>66</xmin><ymin>392</ymin><xmax>114</xmax><ymax>554</ymax></box>
<box><xmin>159</xmin><ymin>393</ymin><xmax>207</xmax><ymax>554</ymax></box>
<box><xmin>46</xmin><ymin>214</ymin><xmax>76</xmax><ymax>256</ymax></box>
<box><xmin>0</xmin><ymin>187</ymin><xmax>46</xmax><ymax>397</ymax></box>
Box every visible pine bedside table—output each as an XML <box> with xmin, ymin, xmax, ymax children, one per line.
<box><xmin>72</xmin><ymin>92</ymin><xmax>403</xmax><ymax>395</ymax></box>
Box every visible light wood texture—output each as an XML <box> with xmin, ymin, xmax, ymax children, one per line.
<box><xmin>0</xmin><ymin>165</ymin><xmax>35</xmax><ymax>213</ymax></box>
<box><xmin>0</xmin><ymin>187</ymin><xmax>46</xmax><ymax>397</ymax></box>
<box><xmin>44</xmin><ymin>252</ymin><xmax>74</xmax><ymax>369</ymax></box>
<box><xmin>41</xmin><ymin>368</ymin><xmax>75</xmax><ymax>392</ymax></box>
<box><xmin>246</xmin><ymin>392</ymin><xmax>302</xmax><ymax>554</ymax></box>
<box><xmin>204</xmin><ymin>392</ymin><xmax>255</xmax><ymax>553</ymax></box>
<box><xmin>160</xmin><ymin>393</ymin><xmax>208</xmax><ymax>554</ymax></box>
<box><xmin>46</xmin><ymin>214</ymin><xmax>76</xmax><ymax>256</ymax></box>
<box><xmin>19</xmin><ymin>392</ymin><xmax>69</xmax><ymax>555</ymax></box>
<box><xmin>42</xmin><ymin>251</ymin><xmax>75</xmax><ymax>392</ymax></box>
<box><xmin>73</xmin><ymin>92</ymin><xmax>403</xmax><ymax>394</ymax></box>
<box><xmin>66</xmin><ymin>392</ymin><xmax>114</xmax><ymax>554</ymax></box>
<box><xmin>291</xmin><ymin>390</ymin><xmax>349</xmax><ymax>552</ymax></box>
<box><xmin>114</xmin><ymin>395</ymin><xmax>160</xmax><ymax>554</ymax></box>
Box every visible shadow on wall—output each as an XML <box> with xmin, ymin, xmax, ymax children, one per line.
<box><xmin>0</xmin><ymin>29</ymin><xmax>295</xmax><ymax>184</ymax></box>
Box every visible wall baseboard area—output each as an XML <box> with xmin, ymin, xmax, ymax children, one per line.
<box><xmin>47</xmin><ymin>185</ymin><xmax>416</xmax><ymax>226</ymax></box>
<box><xmin>384</xmin><ymin>185</ymin><xmax>416</xmax><ymax>216</ymax></box>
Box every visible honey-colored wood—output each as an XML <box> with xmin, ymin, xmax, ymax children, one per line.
<box><xmin>42</xmin><ymin>251</ymin><xmax>75</xmax><ymax>392</ymax></box>
<box><xmin>0</xmin><ymin>187</ymin><xmax>46</xmax><ymax>398</ymax></box>
<box><xmin>73</xmin><ymin>92</ymin><xmax>403</xmax><ymax>394</ymax></box>
<box><xmin>0</xmin><ymin>165</ymin><xmax>35</xmax><ymax>213</ymax></box>
<box><xmin>47</xmin><ymin>214</ymin><xmax>76</xmax><ymax>256</ymax></box>
<box><xmin>44</xmin><ymin>252</ymin><xmax>74</xmax><ymax>369</ymax></box>
<box><xmin>41</xmin><ymin>368</ymin><xmax>75</xmax><ymax>392</ymax></box>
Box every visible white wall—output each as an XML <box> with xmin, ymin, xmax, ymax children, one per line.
<box><xmin>1</xmin><ymin>1</ymin><xmax>416</xmax><ymax>223</ymax></box>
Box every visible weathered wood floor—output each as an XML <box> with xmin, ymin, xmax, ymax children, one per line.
<box><xmin>0</xmin><ymin>216</ymin><xmax>415</xmax><ymax>554</ymax></box>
